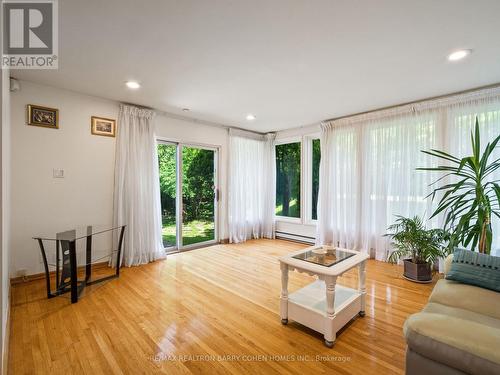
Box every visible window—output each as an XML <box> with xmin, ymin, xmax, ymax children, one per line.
<box><xmin>311</xmin><ymin>139</ymin><xmax>320</xmax><ymax>220</ymax></box>
<box><xmin>157</xmin><ymin>143</ymin><xmax>177</xmax><ymax>248</ymax></box>
<box><xmin>275</xmin><ymin>142</ymin><xmax>301</xmax><ymax>218</ymax></box>
<box><xmin>274</xmin><ymin>137</ymin><xmax>321</xmax><ymax>222</ymax></box>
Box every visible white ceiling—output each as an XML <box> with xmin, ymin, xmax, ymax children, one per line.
<box><xmin>12</xmin><ymin>0</ymin><xmax>500</xmax><ymax>133</ymax></box>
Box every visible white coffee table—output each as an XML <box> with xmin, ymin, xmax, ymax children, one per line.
<box><xmin>279</xmin><ymin>245</ymin><xmax>368</xmax><ymax>347</ymax></box>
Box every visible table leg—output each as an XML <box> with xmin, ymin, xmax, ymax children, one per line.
<box><xmin>280</xmin><ymin>262</ymin><xmax>288</xmax><ymax>324</ymax></box>
<box><xmin>85</xmin><ymin>228</ymin><xmax>92</xmax><ymax>283</ymax></box>
<box><xmin>358</xmin><ymin>260</ymin><xmax>366</xmax><ymax>317</ymax></box>
<box><xmin>69</xmin><ymin>240</ymin><xmax>78</xmax><ymax>303</ymax></box>
<box><xmin>36</xmin><ymin>239</ymin><xmax>53</xmax><ymax>299</ymax></box>
<box><xmin>55</xmin><ymin>240</ymin><xmax>60</xmax><ymax>288</ymax></box>
<box><xmin>324</xmin><ymin>275</ymin><xmax>337</xmax><ymax>348</ymax></box>
<box><xmin>115</xmin><ymin>226</ymin><xmax>126</xmax><ymax>277</ymax></box>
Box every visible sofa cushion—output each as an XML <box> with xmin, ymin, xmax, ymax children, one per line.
<box><xmin>404</xmin><ymin>311</ymin><xmax>500</xmax><ymax>375</ymax></box>
<box><xmin>429</xmin><ymin>279</ymin><xmax>500</xmax><ymax>320</ymax></box>
<box><xmin>424</xmin><ymin>302</ymin><xmax>500</xmax><ymax>330</ymax></box>
<box><xmin>446</xmin><ymin>249</ymin><xmax>500</xmax><ymax>292</ymax></box>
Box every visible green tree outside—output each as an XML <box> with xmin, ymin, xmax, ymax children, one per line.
<box><xmin>157</xmin><ymin>144</ymin><xmax>215</xmax><ymax>247</ymax></box>
<box><xmin>312</xmin><ymin>139</ymin><xmax>321</xmax><ymax>220</ymax></box>
<box><xmin>276</xmin><ymin>142</ymin><xmax>301</xmax><ymax>217</ymax></box>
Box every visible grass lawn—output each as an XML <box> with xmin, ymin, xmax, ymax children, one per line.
<box><xmin>162</xmin><ymin>218</ymin><xmax>214</xmax><ymax>247</ymax></box>
<box><xmin>275</xmin><ymin>199</ymin><xmax>300</xmax><ymax>217</ymax></box>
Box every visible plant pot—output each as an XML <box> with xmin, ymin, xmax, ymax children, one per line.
<box><xmin>403</xmin><ymin>259</ymin><xmax>432</xmax><ymax>282</ymax></box>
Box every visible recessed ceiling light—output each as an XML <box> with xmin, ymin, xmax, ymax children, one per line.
<box><xmin>447</xmin><ymin>49</ymin><xmax>472</xmax><ymax>62</ymax></box>
<box><xmin>125</xmin><ymin>81</ymin><xmax>141</xmax><ymax>89</ymax></box>
<box><xmin>246</xmin><ymin>114</ymin><xmax>256</xmax><ymax>121</ymax></box>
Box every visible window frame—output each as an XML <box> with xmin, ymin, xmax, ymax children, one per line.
<box><xmin>274</xmin><ymin>133</ymin><xmax>320</xmax><ymax>225</ymax></box>
<box><xmin>304</xmin><ymin>134</ymin><xmax>321</xmax><ymax>225</ymax></box>
<box><xmin>156</xmin><ymin>138</ymin><xmax>221</xmax><ymax>252</ymax></box>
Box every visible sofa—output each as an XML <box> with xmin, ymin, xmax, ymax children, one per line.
<box><xmin>403</xmin><ymin>255</ymin><xmax>500</xmax><ymax>375</ymax></box>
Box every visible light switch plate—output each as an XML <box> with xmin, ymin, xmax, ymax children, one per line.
<box><xmin>53</xmin><ymin>168</ymin><xmax>64</xmax><ymax>178</ymax></box>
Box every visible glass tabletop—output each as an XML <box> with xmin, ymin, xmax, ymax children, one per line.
<box><xmin>292</xmin><ymin>247</ymin><xmax>355</xmax><ymax>267</ymax></box>
<box><xmin>33</xmin><ymin>225</ymin><xmax>125</xmax><ymax>241</ymax></box>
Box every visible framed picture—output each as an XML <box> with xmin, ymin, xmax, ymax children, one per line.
<box><xmin>91</xmin><ymin>116</ymin><xmax>116</xmax><ymax>137</ymax></box>
<box><xmin>27</xmin><ymin>105</ymin><xmax>59</xmax><ymax>129</ymax></box>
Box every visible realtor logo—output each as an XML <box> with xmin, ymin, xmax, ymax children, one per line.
<box><xmin>2</xmin><ymin>0</ymin><xmax>58</xmax><ymax>69</ymax></box>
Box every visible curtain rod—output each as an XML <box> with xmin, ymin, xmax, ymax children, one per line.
<box><xmin>323</xmin><ymin>82</ymin><xmax>500</xmax><ymax>124</ymax></box>
<box><xmin>120</xmin><ymin>102</ymin><xmax>267</xmax><ymax>136</ymax></box>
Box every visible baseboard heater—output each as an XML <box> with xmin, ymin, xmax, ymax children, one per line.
<box><xmin>275</xmin><ymin>231</ymin><xmax>315</xmax><ymax>245</ymax></box>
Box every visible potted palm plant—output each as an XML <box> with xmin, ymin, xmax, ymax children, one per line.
<box><xmin>418</xmin><ymin>118</ymin><xmax>500</xmax><ymax>254</ymax></box>
<box><xmin>386</xmin><ymin>216</ymin><xmax>448</xmax><ymax>282</ymax></box>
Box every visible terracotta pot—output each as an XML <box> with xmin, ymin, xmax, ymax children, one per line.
<box><xmin>403</xmin><ymin>259</ymin><xmax>432</xmax><ymax>282</ymax></box>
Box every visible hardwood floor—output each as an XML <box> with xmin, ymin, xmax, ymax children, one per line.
<box><xmin>8</xmin><ymin>239</ymin><xmax>437</xmax><ymax>374</ymax></box>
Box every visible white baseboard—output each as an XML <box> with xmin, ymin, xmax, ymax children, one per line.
<box><xmin>275</xmin><ymin>231</ymin><xmax>315</xmax><ymax>245</ymax></box>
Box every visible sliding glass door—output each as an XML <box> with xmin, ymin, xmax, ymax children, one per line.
<box><xmin>157</xmin><ymin>141</ymin><xmax>218</xmax><ymax>251</ymax></box>
<box><xmin>181</xmin><ymin>146</ymin><xmax>216</xmax><ymax>246</ymax></box>
<box><xmin>157</xmin><ymin>143</ymin><xmax>178</xmax><ymax>248</ymax></box>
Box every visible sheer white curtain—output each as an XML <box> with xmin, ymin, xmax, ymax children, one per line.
<box><xmin>317</xmin><ymin>113</ymin><xmax>438</xmax><ymax>259</ymax></box>
<box><xmin>228</xmin><ymin>130</ymin><xmax>276</xmax><ymax>243</ymax></box>
<box><xmin>360</xmin><ymin>111</ymin><xmax>438</xmax><ymax>260</ymax></box>
<box><xmin>317</xmin><ymin>123</ymin><xmax>360</xmax><ymax>250</ymax></box>
<box><xmin>113</xmin><ymin>104</ymin><xmax>164</xmax><ymax>266</ymax></box>
<box><xmin>317</xmin><ymin>88</ymin><xmax>500</xmax><ymax>261</ymax></box>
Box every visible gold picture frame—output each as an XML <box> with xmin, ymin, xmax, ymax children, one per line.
<box><xmin>91</xmin><ymin>116</ymin><xmax>116</xmax><ymax>137</ymax></box>
<box><xmin>27</xmin><ymin>104</ymin><xmax>59</xmax><ymax>129</ymax></box>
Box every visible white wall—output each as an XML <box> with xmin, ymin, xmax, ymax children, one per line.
<box><xmin>10</xmin><ymin>81</ymin><xmax>117</xmax><ymax>276</ymax></box>
<box><xmin>10</xmin><ymin>80</ymin><xmax>229</xmax><ymax>276</ymax></box>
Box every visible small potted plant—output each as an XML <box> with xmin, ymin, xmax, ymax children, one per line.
<box><xmin>385</xmin><ymin>216</ymin><xmax>448</xmax><ymax>282</ymax></box>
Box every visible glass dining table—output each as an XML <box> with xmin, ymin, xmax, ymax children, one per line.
<box><xmin>33</xmin><ymin>225</ymin><xmax>126</xmax><ymax>303</ymax></box>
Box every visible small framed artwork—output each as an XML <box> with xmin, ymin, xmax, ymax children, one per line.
<box><xmin>91</xmin><ymin>116</ymin><xmax>116</xmax><ymax>137</ymax></box>
<box><xmin>27</xmin><ymin>105</ymin><xmax>59</xmax><ymax>129</ymax></box>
